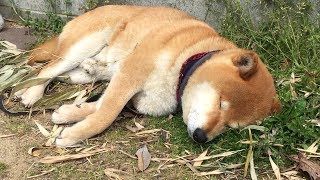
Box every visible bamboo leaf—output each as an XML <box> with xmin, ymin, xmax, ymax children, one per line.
<box><xmin>11</xmin><ymin>78</ymin><xmax>51</xmax><ymax>96</ymax></box>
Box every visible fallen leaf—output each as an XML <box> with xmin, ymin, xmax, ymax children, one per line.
<box><xmin>104</xmin><ymin>168</ymin><xmax>130</xmax><ymax>180</ymax></box>
<box><xmin>269</xmin><ymin>155</ymin><xmax>281</xmax><ymax>180</ymax></box>
<box><xmin>51</xmin><ymin>127</ymin><xmax>63</xmax><ymax>138</ymax></box>
<box><xmin>167</xmin><ymin>114</ymin><xmax>174</xmax><ymax>120</ymax></box>
<box><xmin>244</xmin><ymin>128</ymin><xmax>253</xmax><ymax>177</ymax></box>
<box><xmin>125</xmin><ymin>119</ymin><xmax>145</xmax><ymax>132</ymax></box>
<box><xmin>249</xmin><ymin>151</ymin><xmax>257</xmax><ymax>180</ymax></box>
<box><xmin>134</xmin><ymin>121</ymin><xmax>144</xmax><ymax>130</ymax></box>
<box><xmin>34</xmin><ymin>121</ymin><xmax>50</xmax><ymax>137</ymax></box>
<box><xmin>306</xmin><ymin>138</ymin><xmax>319</xmax><ymax>154</ymax></box>
<box><xmin>193</xmin><ymin>149</ymin><xmax>208</xmax><ymax>167</ymax></box>
<box><xmin>242</xmin><ymin>125</ymin><xmax>267</xmax><ymax>132</ymax></box>
<box><xmin>196</xmin><ymin>169</ymin><xmax>224</xmax><ymax>176</ymax></box>
<box><xmin>11</xmin><ymin>78</ymin><xmax>51</xmax><ymax>96</ymax></box>
<box><xmin>39</xmin><ymin>148</ymin><xmax>106</xmax><ymax>164</ymax></box>
<box><xmin>289</xmin><ymin>153</ymin><xmax>320</xmax><ymax>180</ymax></box>
<box><xmin>72</xmin><ymin>90</ymin><xmax>87</xmax><ymax>104</ymax></box>
<box><xmin>281</xmin><ymin>170</ymin><xmax>299</xmax><ymax>179</ymax></box>
<box><xmin>28</xmin><ymin>147</ymin><xmax>43</xmax><ymax>157</ymax></box>
<box><xmin>135</xmin><ymin>129</ymin><xmax>162</xmax><ymax>135</ymax></box>
<box><xmin>225</xmin><ymin>163</ymin><xmax>244</xmax><ymax>169</ymax></box>
<box><xmin>192</xmin><ymin>149</ymin><xmax>244</xmax><ymax>162</ymax></box>
<box><xmin>135</xmin><ymin>145</ymin><xmax>151</xmax><ymax>171</ymax></box>
<box><xmin>308</xmin><ymin>119</ymin><xmax>320</xmax><ymax>127</ymax></box>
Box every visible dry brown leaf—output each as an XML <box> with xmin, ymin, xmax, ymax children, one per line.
<box><xmin>308</xmin><ymin>119</ymin><xmax>320</xmax><ymax>127</ymax></box>
<box><xmin>240</xmin><ymin>140</ymin><xmax>258</xmax><ymax>144</ymax></box>
<box><xmin>196</xmin><ymin>169</ymin><xmax>224</xmax><ymax>176</ymax></box>
<box><xmin>104</xmin><ymin>168</ymin><xmax>130</xmax><ymax>180</ymax></box>
<box><xmin>244</xmin><ymin>128</ymin><xmax>253</xmax><ymax>177</ymax></box>
<box><xmin>45</xmin><ymin>138</ymin><xmax>55</xmax><ymax>147</ymax></box>
<box><xmin>135</xmin><ymin>129</ymin><xmax>162</xmax><ymax>135</ymax></box>
<box><xmin>225</xmin><ymin>163</ymin><xmax>244</xmax><ymax>169</ymax></box>
<box><xmin>193</xmin><ymin>149</ymin><xmax>208</xmax><ymax>167</ymax></box>
<box><xmin>135</xmin><ymin>144</ymin><xmax>151</xmax><ymax>171</ymax></box>
<box><xmin>192</xmin><ymin>149</ymin><xmax>244</xmax><ymax>162</ymax></box>
<box><xmin>125</xmin><ymin>120</ymin><xmax>144</xmax><ymax>133</ymax></box>
<box><xmin>51</xmin><ymin>127</ymin><xmax>63</xmax><ymax>138</ymax></box>
<box><xmin>134</xmin><ymin>121</ymin><xmax>145</xmax><ymax>130</ymax></box>
<box><xmin>28</xmin><ymin>147</ymin><xmax>43</xmax><ymax>157</ymax></box>
<box><xmin>249</xmin><ymin>151</ymin><xmax>257</xmax><ymax>180</ymax></box>
<box><xmin>39</xmin><ymin>148</ymin><xmax>106</xmax><ymax>164</ymax></box>
<box><xmin>306</xmin><ymin>139</ymin><xmax>319</xmax><ymax>154</ymax></box>
<box><xmin>289</xmin><ymin>153</ymin><xmax>320</xmax><ymax>180</ymax></box>
<box><xmin>34</xmin><ymin>121</ymin><xmax>50</xmax><ymax>137</ymax></box>
<box><xmin>269</xmin><ymin>155</ymin><xmax>281</xmax><ymax>180</ymax></box>
<box><xmin>186</xmin><ymin>162</ymin><xmax>199</xmax><ymax>173</ymax></box>
<box><xmin>281</xmin><ymin>170</ymin><xmax>299</xmax><ymax>179</ymax></box>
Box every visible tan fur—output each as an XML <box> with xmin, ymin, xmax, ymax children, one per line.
<box><xmin>19</xmin><ymin>5</ymin><xmax>280</xmax><ymax>146</ymax></box>
<box><xmin>27</xmin><ymin>37</ymin><xmax>58</xmax><ymax>65</ymax></box>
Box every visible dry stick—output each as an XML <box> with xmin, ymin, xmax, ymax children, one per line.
<box><xmin>23</xmin><ymin>162</ymin><xmax>36</xmax><ymax>179</ymax></box>
<box><xmin>0</xmin><ymin>134</ymin><xmax>15</xmax><ymax>138</ymax></box>
<box><xmin>26</xmin><ymin>168</ymin><xmax>56</xmax><ymax>179</ymax></box>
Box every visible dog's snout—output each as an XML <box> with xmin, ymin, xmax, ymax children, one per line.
<box><xmin>193</xmin><ymin>128</ymin><xmax>207</xmax><ymax>143</ymax></box>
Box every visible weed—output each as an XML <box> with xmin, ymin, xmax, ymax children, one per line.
<box><xmin>0</xmin><ymin>162</ymin><xmax>8</xmax><ymax>177</ymax></box>
<box><xmin>82</xmin><ymin>0</ymin><xmax>109</xmax><ymax>12</ymax></box>
<box><xmin>23</xmin><ymin>12</ymin><xmax>65</xmax><ymax>37</ymax></box>
<box><xmin>209</xmin><ymin>0</ymin><xmax>320</xmax><ymax>173</ymax></box>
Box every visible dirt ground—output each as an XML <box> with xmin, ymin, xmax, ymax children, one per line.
<box><xmin>0</xmin><ymin>114</ymin><xmax>48</xmax><ymax>179</ymax></box>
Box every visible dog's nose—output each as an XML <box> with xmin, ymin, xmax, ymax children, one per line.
<box><xmin>193</xmin><ymin>128</ymin><xmax>207</xmax><ymax>143</ymax></box>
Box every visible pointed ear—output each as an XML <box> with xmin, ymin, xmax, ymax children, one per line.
<box><xmin>270</xmin><ymin>96</ymin><xmax>281</xmax><ymax>114</ymax></box>
<box><xmin>232</xmin><ymin>52</ymin><xmax>259</xmax><ymax>79</ymax></box>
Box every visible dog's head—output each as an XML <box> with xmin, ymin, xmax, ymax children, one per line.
<box><xmin>182</xmin><ymin>49</ymin><xmax>281</xmax><ymax>143</ymax></box>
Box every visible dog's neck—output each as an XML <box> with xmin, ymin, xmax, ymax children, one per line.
<box><xmin>176</xmin><ymin>50</ymin><xmax>221</xmax><ymax>105</ymax></box>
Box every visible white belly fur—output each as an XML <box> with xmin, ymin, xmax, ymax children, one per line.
<box><xmin>132</xmin><ymin>52</ymin><xmax>178</xmax><ymax>116</ymax></box>
<box><xmin>65</xmin><ymin>30</ymin><xmax>178</xmax><ymax>116</ymax></box>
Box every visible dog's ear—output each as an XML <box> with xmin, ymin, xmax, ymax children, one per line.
<box><xmin>232</xmin><ymin>52</ymin><xmax>258</xmax><ymax>80</ymax></box>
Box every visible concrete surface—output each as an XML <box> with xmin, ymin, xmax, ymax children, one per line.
<box><xmin>0</xmin><ymin>26</ymin><xmax>36</xmax><ymax>50</ymax></box>
<box><xmin>0</xmin><ymin>0</ymin><xmax>319</xmax><ymax>29</ymax></box>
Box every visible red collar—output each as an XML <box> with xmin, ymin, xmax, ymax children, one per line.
<box><xmin>176</xmin><ymin>50</ymin><xmax>221</xmax><ymax>104</ymax></box>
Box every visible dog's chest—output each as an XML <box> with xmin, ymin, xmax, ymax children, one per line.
<box><xmin>132</xmin><ymin>53</ymin><xmax>179</xmax><ymax>116</ymax></box>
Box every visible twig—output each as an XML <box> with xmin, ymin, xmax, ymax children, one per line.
<box><xmin>26</xmin><ymin>168</ymin><xmax>56</xmax><ymax>179</ymax></box>
<box><xmin>0</xmin><ymin>134</ymin><xmax>16</xmax><ymax>138</ymax></box>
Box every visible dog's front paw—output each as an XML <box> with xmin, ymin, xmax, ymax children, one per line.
<box><xmin>52</xmin><ymin>104</ymin><xmax>82</xmax><ymax>124</ymax></box>
<box><xmin>14</xmin><ymin>88</ymin><xmax>27</xmax><ymax>98</ymax></box>
<box><xmin>20</xmin><ymin>85</ymin><xmax>45</xmax><ymax>107</ymax></box>
<box><xmin>54</xmin><ymin>127</ymin><xmax>82</xmax><ymax>147</ymax></box>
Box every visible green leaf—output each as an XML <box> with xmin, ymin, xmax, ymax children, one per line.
<box><xmin>11</xmin><ymin>77</ymin><xmax>51</xmax><ymax>96</ymax></box>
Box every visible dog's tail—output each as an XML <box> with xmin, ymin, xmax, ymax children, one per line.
<box><xmin>27</xmin><ymin>36</ymin><xmax>59</xmax><ymax>65</ymax></box>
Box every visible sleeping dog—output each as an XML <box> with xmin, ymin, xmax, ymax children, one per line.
<box><xmin>15</xmin><ymin>5</ymin><xmax>281</xmax><ymax>147</ymax></box>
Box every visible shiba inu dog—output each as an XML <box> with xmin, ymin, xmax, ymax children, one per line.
<box><xmin>15</xmin><ymin>5</ymin><xmax>281</xmax><ymax>147</ymax></box>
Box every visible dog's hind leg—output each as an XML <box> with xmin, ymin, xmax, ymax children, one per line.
<box><xmin>18</xmin><ymin>29</ymin><xmax>111</xmax><ymax>107</ymax></box>
<box><xmin>54</xmin><ymin>54</ymin><xmax>152</xmax><ymax>146</ymax></box>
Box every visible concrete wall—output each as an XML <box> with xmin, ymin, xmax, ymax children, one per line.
<box><xmin>0</xmin><ymin>0</ymin><xmax>319</xmax><ymax>29</ymax></box>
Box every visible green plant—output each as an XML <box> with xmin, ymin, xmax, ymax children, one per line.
<box><xmin>82</xmin><ymin>0</ymin><xmax>109</xmax><ymax>11</ymax></box>
<box><xmin>210</xmin><ymin>0</ymin><xmax>320</xmax><ymax>172</ymax></box>
<box><xmin>0</xmin><ymin>162</ymin><xmax>8</xmax><ymax>177</ymax></box>
<box><xmin>23</xmin><ymin>12</ymin><xmax>65</xmax><ymax>36</ymax></box>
